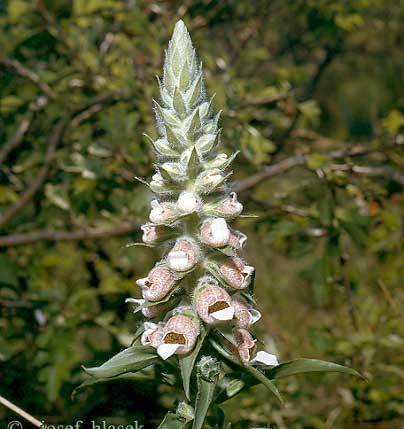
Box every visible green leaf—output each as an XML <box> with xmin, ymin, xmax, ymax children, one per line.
<box><xmin>72</xmin><ymin>368</ymin><xmax>155</xmax><ymax>399</ymax></box>
<box><xmin>266</xmin><ymin>358</ymin><xmax>365</xmax><ymax>381</ymax></box>
<box><xmin>158</xmin><ymin>412</ymin><xmax>190</xmax><ymax>429</ymax></box>
<box><xmin>192</xmin><ymin>373</ymin><xmax>217</xmax><ymax>429</ymax></box>
<box><xmin>83</xmin><ymin>345</ymin><xmax>159</xmax><ymax>379</ymax></box>
<box><xmin>243</xmin><ymin>364</ymin><xmax>283</xmax><ymax>404</ymax></box>
<box><xmin>179</xmin><ymin>327</ymin><xmax>207</xmax><ymax>400</ymax></box>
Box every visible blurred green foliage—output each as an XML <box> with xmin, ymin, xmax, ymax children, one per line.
<box><xmin>0</xmin><ymin>1</ymin><xmax>403</xmax><ymax>428</ymax></box>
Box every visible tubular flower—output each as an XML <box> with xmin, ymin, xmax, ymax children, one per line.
<box><xmin>136</xmin><ymin>266</ymin><xmax>176</xmax><ymax>301</ymax></box>
<box><xmin>157</xmin><ymin>314</ymin><xmax>199</xmax><ymax>359</ymax></box>
<box><xmin>149</xmin><ymin>200</ymin><xmax>179</xmax><ymax>224</ymax></box>
<box><xmin>231</xmin><ymin>294</ymin><xmax>261</xmax><ymax>329</ymax></box>
<box><xmin>167</xmin><ymin>238</ymin><xmax>199</xmax><ymax>272</ymax></box>
<box><xmin>177</xmin><ymin>191</ymin><xmax>202</xmax><ymax>214</ymax></box>
<box><xmin>233</xmin><ymin>328</ymin><xmax>256</xmax><ymax>363</ymax></box>
<box><xmin>218</xmin><ymin>192</ymin><xmax>243</xmax><ymax>218</ymax></box>
<box><xmin>195</xmin><ymin>280</ymin><xmax>234</xmax><ymax>324</ymax></box>
<box><xmin>219</xmin><ymin>257</ymin><xmax>255</xmax><ymax>289</ymax></box>
<box><xmin>200</xmin><ymin>217</ymin><xmax>230</xmax><ymax>248</ymax></box>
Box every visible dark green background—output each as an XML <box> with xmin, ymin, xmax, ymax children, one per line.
<box><xmin>0</xmin><ymin>1</ymin><xmax>403</xmax><ymax>428</ymax></box>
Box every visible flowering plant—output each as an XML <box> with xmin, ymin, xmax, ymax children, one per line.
<box><xmin>79</xmin><ymin>20</ymin><xmax>362</xmax><ymax>428</ymax></box>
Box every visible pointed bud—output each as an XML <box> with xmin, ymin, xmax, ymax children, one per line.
<box><xmin>195</xmin><ymin>168</ymin><xmax>226</xmax><ymax>194</ymax></box>
<box><xmin>204</xmin><ymin>153</ymin><xmax>228</xmax><ymax>169</ymax></box>
<box><xmin>149</xmin><ymin>172</ymin><xmax>171</xmax><ymax>194</ymax></box>
<box><xmin>167</xmin><ymin>238</ymin><xmax>199</xmax><ymax>272</ymax></box>
<box><xmin>157</xmin><ymin>314</ymin><xmax>199</xmax><ymax>359</ymax></box>
<box><xmin>231</xmin><ymin>294</ymin><xmax>261</xmax><ymax>329</ymax></box>
<box><xmin>136</xmin><ymin>266</ymin><xmax>176</xmax><ymax>302</ymax></box>
<box><xmin>219</xmin><ymin>257</ymin><xmax>254</xmax><ymax>289</ymax></box>
<box><xmin>177</xmin><ymin>191</ymin><xmax>201</xmax><ymax>214</ymax></box>
<box><xmin>149</xmin><ymin>200</ymin><xmax>179</xmax><ymax>224</ymax></box>
<box><xmin>200</xmin><ymin>217</ymin><xmax>230</xmax><ymax>248</ymax></box>
<box><xmin>195</xmin><ymin>280</ymin><xmax>234</xmax><ymax>325</ymax></box>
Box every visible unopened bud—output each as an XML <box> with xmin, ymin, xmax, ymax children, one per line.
<box><xmin>149</xmin><ymin>200</ymin><xmax>178</xmax><ymax>224</ymax></box>
<box><xmin>219</xmin><ymin>192</ymin><xmax>243</xmax><ymax>218</ymax></box>
<box><xmin>157</xmin><ymin>314</ymin><xmax>199</xmax><ymax>359</ymax></box>
<box><xmin>177</xmin><ymin>191</ymin><xmax>201</xmax><ymax>214</ymax></box>
<box><xmin>150</xmin><ymin>172</ymin><xmax>169</xmax><ymax>193</ymax></box>
<box><xmin>167</xmin><ymin>238</ymin><xmax>199</xmax><ymax>272</ymax></box>
<box><xmin>197</xmin><ymin>356</ymin><xmax>221</xmax><ymax>382</ymax></box>
<box><xmin>204</xmin><ymin>153</ymin><xmax>228</xmax><ymax>169</ymax></box>
<box><xmin>219</xmin><ymin>257</ymin><xmax>254</xmax><ymax>289</ymax></box>
<box><xmin>195</xmin><ymin>281</ymin><xmax>234</xmax><ymax>324</ymax></box>
<box><xmin>136</xmin><ymin>266</ymin><xmax>176</xmax><ymax>301</ymax></box>
<box><xmin>195</xmin><ymin>168</ymin><xmax>225</xmax><ymax>193</ymax></box>
<box><xmin>200</xmin><ymin>218</ymin><xmax>230</xmax><ymax>248</ymax></box>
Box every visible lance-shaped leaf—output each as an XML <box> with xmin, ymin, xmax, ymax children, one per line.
<box><xmin>179</xmin><ymin>327</ymin><xmax>208</xmax><ymax>400</ymax></box>
<box><xmin>83</xmin><ymin>345</ymin><xmax>159</xmax><ymax>379</ymax></box>
<box><xmin>72</xmin><ymin>368</ymin><xmax>155</xmax><ymax>399</ymax></box>
<box><xmin>192</xmin><ymin>370</ymin><xmax>218</xmax><ymax>429</ymax></box>
<box><xmin>266</xmin><ymin>358</ymin><xmax>365</xmax><ymax>381</ymax></box>
<box><xmin>243</xmin><ymin>364</ymin><xmax>283</xmax><ymax>404</ymax></box>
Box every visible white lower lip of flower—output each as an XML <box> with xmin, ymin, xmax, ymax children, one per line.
<box><xmin>210</xmin><ymin>306</ymin><xmax>235</xmax><ymax>321</ymax></box>
<box><xmin>125</xmin><ymin>297</ymin><xmax>145</xmax><ymax>305</ymax></box>
<box><xmin>157</xmin><ymin>343</ymin><xmax>180</xmax><ymax>360</ymax></box>
<box><xmin>167</xmin><ymin>250</ymin><xmax>192</xmax><ymax>271</ymax></box>
<box><xmin>249</xmin><ymin>309</ymin><xmax>261</xmax><ymax>324</ymax></box>
<box><xmin>177</xmin><ymin>191</ymin><xmax>200</xmax><ymax>213</ymax></box>
<box><xmin>210</xmin><ymin>218</ymin><xmax>230</xmax><ymax>246</ymax></box>
<box><xmin>250</xmin><ymin>351</ymin><xmax>278</xmax><ymax>366</ymax></box>
<box><xmin>136</xmin><ymin>278</ymin><xmax>148</xmax><ymax>288</ymax></box>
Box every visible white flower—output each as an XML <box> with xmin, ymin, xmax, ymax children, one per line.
<box><xmin>177</xmin><ymin>191</ymin><xmax>201</xmax><ymax>213</ymax></box>
<box><xmin>149</xmin><ymin>200</ymin><xmax>178</xmax><ymax>224</ymax></box>
<box><xmin>200</xmin><ymin>217</ymin><xmax>230</xmax><ymax>248</ymax></box>
<box><xmin>167</xmin><ymin>239</ymin><xmax>198</xmax><ymax>272</ymax></box>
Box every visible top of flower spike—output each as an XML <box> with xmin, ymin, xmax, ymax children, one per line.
<box><xmin>160</xmin><ymin>19</ymin><xmax>206</xmax><ymax>111</ymax></box>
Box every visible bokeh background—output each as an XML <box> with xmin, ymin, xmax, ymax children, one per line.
<box><xmin>1</xmin><ymin>1</ymin><xmax>404</xmax><ymax>428</ymax></box>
